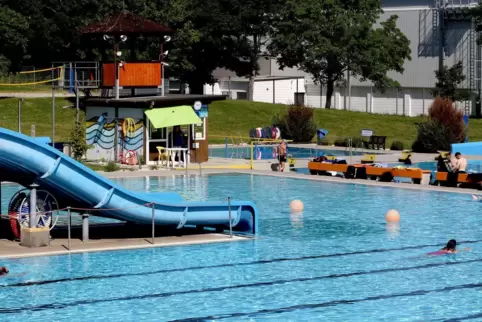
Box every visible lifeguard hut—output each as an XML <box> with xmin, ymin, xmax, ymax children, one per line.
<box><xmin>53</xmin><ymin>11</ymin><xmax>226</xmax><ymax>166</ymax></box>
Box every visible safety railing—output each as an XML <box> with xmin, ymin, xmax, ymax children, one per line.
<box><xmin>0</xmin><ymin>196</ymin><xmax>236</xmax><ymax>251</ymax></box>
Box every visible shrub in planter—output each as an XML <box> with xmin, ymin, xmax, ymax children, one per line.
<box><xmin>390</xmin><ymin>141</ymin><xmax>404</xmax><ymax>151</ymax></box>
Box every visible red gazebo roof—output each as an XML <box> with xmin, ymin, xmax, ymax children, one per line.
<box><xmin>81</xmin><ymin>11</ymin><xmax>173</xmax><ymax>36</ymax></box>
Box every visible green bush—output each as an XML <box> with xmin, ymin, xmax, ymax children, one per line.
<box><xmin>103</xmin><ymin>161</ymin><xmax>120</xmax><ymax>172</ymax></box>
<box><xmin>412</xmin><ymin>120</ymin><xmax>450</xmax><ymax>153</ymax></box>
<box><xmin>69</xmin><ymin>116</ymin><xmax>91</xmax><ymax>160</ymax></box>
<box><xmin>333</xmin><ymin>138</ymin><xmax>347</xmax><ymax>147</ymax></box>
<box><xmin>272</xmin><ymin>105</ymin><xmax>317</xmax><ymax>142</ymax></box>
<box><xmin>390</xmin><ymin>141</ymin><xmax>404</xmax><ymax>151</ymax></box>
<box><xmin>411</xmin><ymin>97</ymin><xmax>465</xmax><ymax>153</ymax></box>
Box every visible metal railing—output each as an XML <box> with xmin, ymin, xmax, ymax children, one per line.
<box><xmin>1</xmin><ymin>197</ymin><xmax>236</xmax><ymax>251</ymax></box>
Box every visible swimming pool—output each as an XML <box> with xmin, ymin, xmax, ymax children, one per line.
<box><xmin>209</xmin><ymin>146</ymin><xmax>366</xmax><ymax>159</ymax></box>
<box><xmin>413</xmin><ymin>160</ymin><xmax>482</xmax><ymax>173</ymax></box>
<box><xmin>1</xmin><ymin>174</ymin><xmax>482</xmax><ymax>321</ymax></box>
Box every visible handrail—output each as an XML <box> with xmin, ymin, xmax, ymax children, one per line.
<box><xmin>2</xmin><ymin>195</ymin><xmax>236</xmax><ymax>251</ymax></box>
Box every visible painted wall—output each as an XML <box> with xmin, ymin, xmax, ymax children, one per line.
<box><xmin>85</xmin><ymin>106</ymin><xmax>144</xmax><ymax>162</ymax></box>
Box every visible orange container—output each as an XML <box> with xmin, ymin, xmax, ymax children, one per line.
<box><xmin>102</xmin><ymin>62</ymin><xmax>161</xmax><ymax>87</ymax></box>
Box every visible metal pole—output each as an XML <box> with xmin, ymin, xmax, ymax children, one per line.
<box><xmin>29</xmin><ymin>183</ymin><xmax>38</xmax><ymax>228</ymax></box>
<box><xmin>228</xmin><ymin>197</ymin><xmax>233</xmax><ymax>238</ymax></box>
<box><xmin>161</xmin><ymin>63</ymin><xmax>165</xmax><ymax>97</ymax></box>
<box><xmin>225</xmin><ymin>137</ymin><xmax>229</xmax><ymax>158</ymax></box>
<box><xmin>114</xmin><ymin>43</ymin><xmax>120</xmax><ymax>99</ymax></box>
<box><xmin>82</xmin><ymin>213</ymin><xmax>89</xmax><ymax>242</ymax></box>
<box><xmin>52</xmin><ymin>87</ymin><xmax>56</xmax><ymax>146</ymax></box>
<box><xmin>18</xmin><ymin>98</ymin><xmax>23</xmax><ymax>133</ymax></box>
<box><xmin>67</xmin><ymin>207</ymin><xmax>71</xmax><ymax>251</ymax></box>
<box><xmin>75</xmin><ymin>74</ymin><xmax>80</xmax><ymax>123</ymax></box>
<box><xmin>114</xmin><ymin>119</ymin><xmax>118</xmax><ymax>162</ymax></box>
<box><xmin>151</xmin><ymin>203</ymin><xmax>155</xmax><ymax>245</ymax></box>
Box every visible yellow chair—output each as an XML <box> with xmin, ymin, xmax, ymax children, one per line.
<box><xmin>288</xmin><ymin>157</ymin><xmax>296</xmax><ymax>168</ymax></box>
<box><xmin>361</xmin><ymin>154</ymin><xmax>376</xmax><ymax>164</ymax></box>
<box><xmin>156</xmin><ymin>146</ymin><xmax>168</xmax><ymax>166</ymax></box>
<box><xmin>398</xmin><ymin>150</ymin><xmax>412</xmax><ymax>162</ymax></box>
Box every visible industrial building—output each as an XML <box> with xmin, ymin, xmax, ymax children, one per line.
<box><xmin>203</xmin><ymin>0</ymin><xmax>481</xmax><ymax>116</ymax></box>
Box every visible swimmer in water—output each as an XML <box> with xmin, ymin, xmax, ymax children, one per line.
<box><xmin>472</xmin><ymin>194</ymin><xmax>482</xmax><ymax>201</ymax></box>
<box><xmin>427</xmin><ymin>239</ymin><xmax>471</xmax><ymax>256</ymax></box>
<box><xmin>0</xmin><ymin>266</ymin><xmax>9</xmax><ymax>276</ymax></box>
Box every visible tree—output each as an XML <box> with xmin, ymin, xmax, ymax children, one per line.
<box><xmin>268</xmin><ymin>0</ymin><xmax>411</xmax><ymax>109</ymax></box>
<box><xmin>431</xmin><ymin>61</ymin><xmax>469</xmax><ymax>102</ymax></box>
<box><xmin>215</xmin><ymin>0</ymin><xmax>284</xmax><ymax>100</ymax></box>
<box><xmin>0</xmin><ymin>5</ymin><xmax>29</xmax><ymax>73</ymax></box>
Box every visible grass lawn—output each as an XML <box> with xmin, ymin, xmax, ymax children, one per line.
<box><xmin>1</xmin><ymin>97</ymin><xmax>481</xmax><ymax>149</ymax></box>
<box><xmin>0</xmin><ymin>97</ymin><xmax>76</xmax><ymax>142</ymax></box>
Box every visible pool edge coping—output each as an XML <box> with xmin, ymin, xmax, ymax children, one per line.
<box><xmin>0</xmin><ymin>234</ymin><xmax>254</xmax><ymax>260</ymax></box>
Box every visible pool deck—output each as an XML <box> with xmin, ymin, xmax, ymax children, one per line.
<box><xmin>0</xmin><ymin>232</ymin><xmax>251</xmax><ymax>259</ymax></box>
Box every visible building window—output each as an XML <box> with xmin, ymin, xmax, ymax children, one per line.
<box><xmin>192</xmin><ymin>118</ymin><xmax>206</xmax><ymax>140</ymax></box>
<box><xmin>149</xmin><ymin>122</ymin><xmax>167</xmax><ymax>140</ymax></box>
<box><xmin>294</xmin><ymin>92</ymin><xmax>305</xmax><ymax>106</ymax></box>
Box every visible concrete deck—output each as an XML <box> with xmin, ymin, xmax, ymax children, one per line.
<box><xmin>0</xmin><ymin>232</ymin><xmax>250</xmax><ymax>259</ymax></box>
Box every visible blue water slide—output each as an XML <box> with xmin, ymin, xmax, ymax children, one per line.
<box><xmin>0</xmin><ymin>127</ymin><xmax>257</xmax><ymax>234</ymax></box>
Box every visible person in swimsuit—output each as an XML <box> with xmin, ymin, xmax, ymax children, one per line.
<box><xmin>0</xmin><ymin>266</ymin><xmax>9</xmax><ymax>276</ymax></box>
<box><xmin>277</xmin><ymin>140</ymin><xmax>287</xmax><ymax>172</ymax></box>
<box><xmin>427</xmin><ymin>239</ymin><xmax>471</xmax><ymax>256</ymax></box>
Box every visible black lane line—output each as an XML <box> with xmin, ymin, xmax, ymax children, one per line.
<box><xmin>443</xmin><ymin>312</ymin><xmax>482</xmax><ymax>322</ymax></box>
<box><xmin>2</xmin><ymin>239</ymin><xmax>482</xmax><ymax>289</ymax></box>
<box><xmin>169</xmin><ymin>282</ymin><xmax>482</xmax><ymax>322</ymax></box>
<box><xmin>1</xmin><ymin>257</ymin><xmax>482</xmax><ymax>314</ymax></box>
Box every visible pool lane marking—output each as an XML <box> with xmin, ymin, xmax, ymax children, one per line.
<box><xmin>1</xmin><ymin>257</ymin><xmax>482</xmax><ymax>314</ymax></box>
<box><xmin>2</xmin><ymin>239</ymin><xmax>482</xmax><ymax>289</ymax></box>
<box><xmin>441</xmin><ymin>311</ymin><xmax>482</xmax><ymax>322</ymax></box>
<box><xmin>169</xmin><ymin>280</ymin><xmax>482</xmax><ymax>322</ymax></box>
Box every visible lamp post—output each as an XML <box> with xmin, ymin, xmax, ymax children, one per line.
<box><xmin>160</xmin><ymin>35</ymin><xmax>171</xmax><ymax>97</ymax></box>
<box><xmin>104</xmin><ymin>34</ymin><xmax>127</xmax><ymax>99</ymax></box>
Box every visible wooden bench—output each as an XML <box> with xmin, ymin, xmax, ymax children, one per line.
<box><xmin>435</xmin><ymin>172</ymin><xmax>482</xmax><ymax>188</ymax></box>
<box><xmin>308</xmin><ymin>162</ymin><xmax>349</xmax><ymax>175</ymax></box>
<box><xmin>308</xmin><ymin>162</ymin><xmax>430</xmax><ymax>184</ymax></box>
<box><xmin>364</xmin><ymin>135</ymin><xmax>387</xmax><ymax>150</ymax></box>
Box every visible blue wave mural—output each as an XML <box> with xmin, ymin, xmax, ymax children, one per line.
<box><xmin>86</xmin><ymin>117</ymin><xmax>144</xmax><ymax>161</ymax></box>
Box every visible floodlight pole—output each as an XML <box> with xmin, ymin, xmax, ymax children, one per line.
<box><xmin>160</xmin><ymin>40</ymin><xmax>165</xmax><ymax>97</ymax></box>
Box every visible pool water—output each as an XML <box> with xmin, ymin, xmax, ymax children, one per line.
<box><xmin>1</xmin><ymin>174</ymin><xmax>482</xmax><ymax>321</ymax></box>
<box><xmin>413</xmin><ymin>160</ymin><xmax>482</xmax><ymax>173</ymax></box>
<box><xmin>209</xmin><ymin>146</ymin><xmax>365</xmax><ymax>160</ymax></box>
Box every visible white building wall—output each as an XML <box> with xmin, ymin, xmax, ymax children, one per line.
<box><xmin>253</xmin><ymin>80</ymin><xmax>274</xmax><ymax>103</ymax></box>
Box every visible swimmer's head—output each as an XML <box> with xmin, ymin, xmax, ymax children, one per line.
<box><xmin>0</xmin><ymin>267</ymin><xmax>8</xmax><ymax>275</ymax></box>
<box><xmin>444</xmin><ymin>239</ymin><xmax>457</xmax><ymax>251</ymax></box>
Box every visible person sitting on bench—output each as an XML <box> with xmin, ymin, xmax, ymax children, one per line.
<box><xmin>452</xmin><ymin>152</ymin><xmax>467</xmax><ymax>174</ymax></box>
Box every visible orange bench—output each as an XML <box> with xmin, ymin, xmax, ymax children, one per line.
<box><xmin>308</xmin><ymin>162</ymin><xmax>349</xmax><ymax>174</ymax></box>
<box><xmin>435</xmin><ymin>172</ymin><xmax>482</xmax><ymax>187</ymax></box>
<box><xmin>308</xmin><ymin>162</ymin><xmax>430</xmax><ymax>184</ymax></box>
